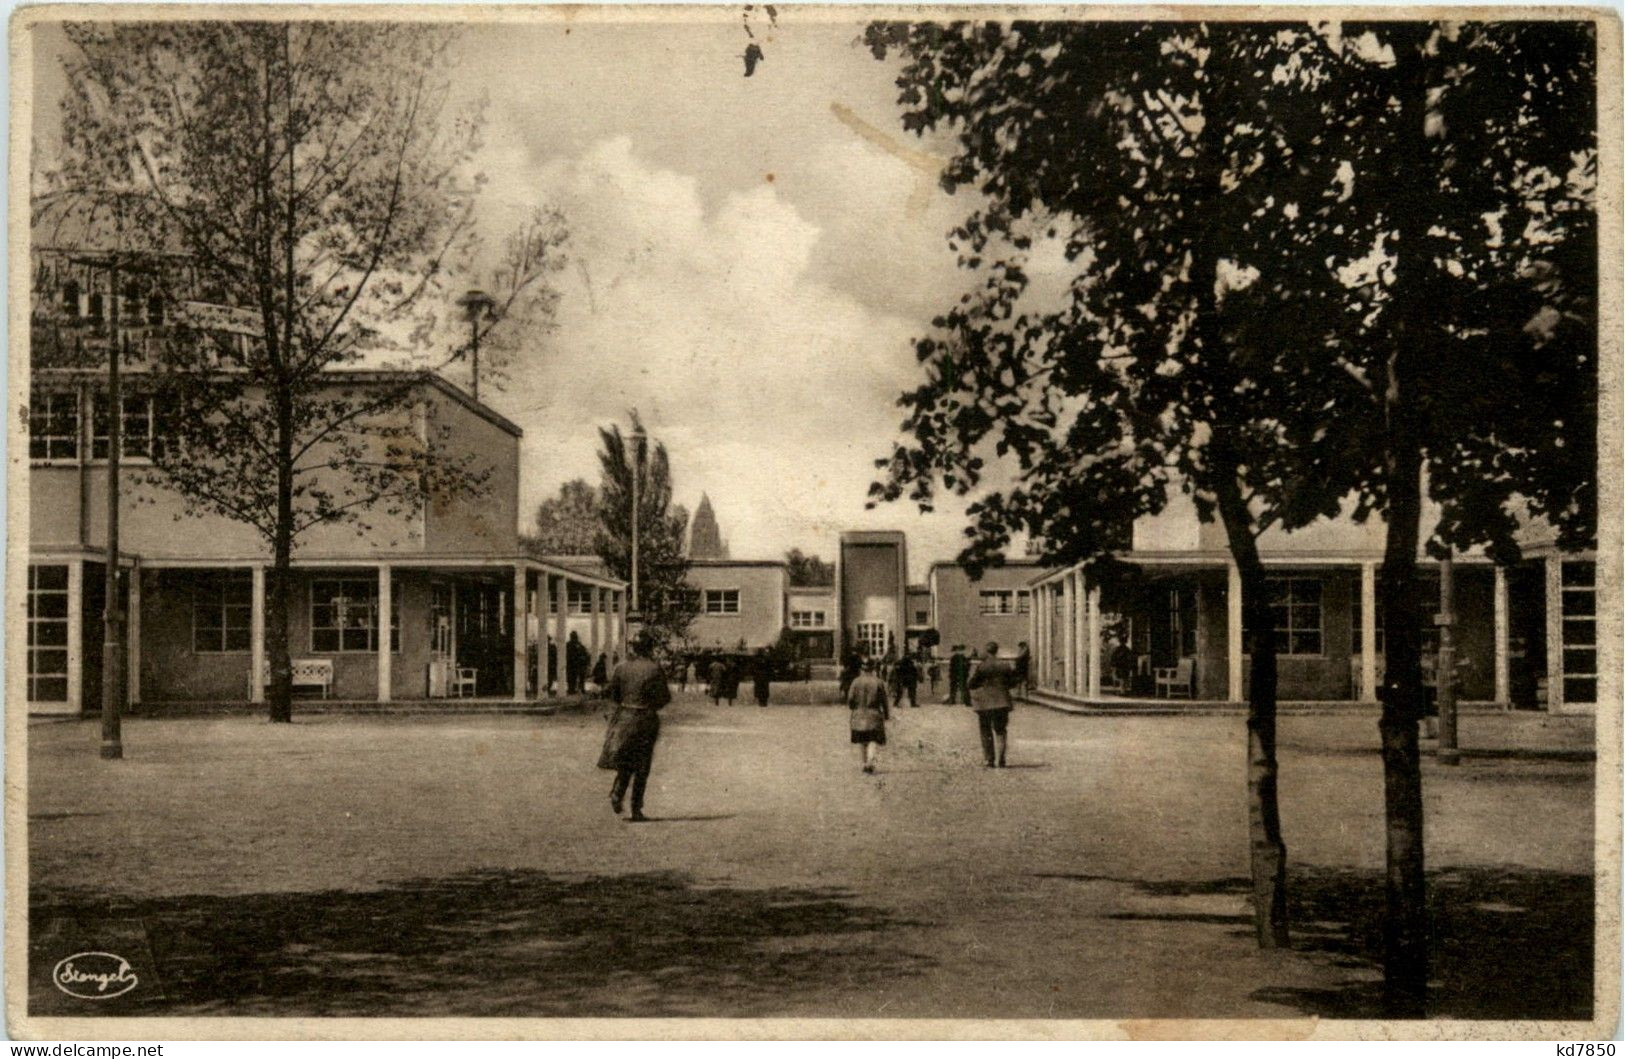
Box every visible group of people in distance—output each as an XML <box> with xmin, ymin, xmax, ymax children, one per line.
<box><xmin>845</xmin><ymin>641</ymin><xmax>1027</xmax><ymax>774</ymax></box>
<box><xmin>561</xmin><ymin>630</ymin><xmax>613</xmax><ymax>696</ymax></box>
<box><xmin>595</xmin><ymin>634</ymin><xmax>1034</xmax><ymax>821</ymax></box>
<box><xmin>677</xmin><ymin>649</ymin><xmax>773</xmax><ymax>707</ymax></box>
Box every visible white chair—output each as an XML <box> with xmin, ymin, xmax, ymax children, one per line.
<box><xmin>452</xmin><ymin>667</ymin><xmax>478</xmax><ymax>698</ymax></box>
<box><xmin>1154</xmin><ymin>658</ymin><xmax>1194</xmax><ymax>699</ymax></box>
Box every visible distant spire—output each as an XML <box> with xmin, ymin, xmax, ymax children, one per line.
<box><xmin>688</xmin><ymin>493</ymin><xmax>727</xmax><ymax>559</ymax></box>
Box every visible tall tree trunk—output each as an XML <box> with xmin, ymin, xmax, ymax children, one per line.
<box><xmin>1213</xmin><ymin>454</ymin><xmax>1289</xmax><ymax>948</ymax></box>
<box><xmin>268</xmin><ymin>392</ymin><xmax>295</xmax><ymax>724</ymax></box>
<box><xmin>1378</xmin><ymin>386</ymin><xmax>1427</xmax><ymax>1014</ymax></box>
<box><xmin>1377</xmin><ymin>27</ymin><xmax>1434</xmax><ymax>1016</ymax></box>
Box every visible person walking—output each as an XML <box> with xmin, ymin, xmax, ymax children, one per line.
<box><xmin>846</xmin><ymin>657</ymin><xmax>890</xmax><ymax>774</ymax></box>
<box><xmin>946</xmin><ymin>645</ymin><xmax>971</xmax><ymax>705</ymax></box>
<box><xmin>892</xmin><ymin>653</ymin><xmax>919</xmax><ymax>710</ymax></box>
<box><xmin>1014</xmin><ymin>641</ymin><xmax>1032</xmax><ymax>699</ymax></box>
<box><xmin>926</xmin><ymin>657</ymin><xmax>940</xmax><ymax>697</ymax></box>
<box><xmin>591</xmin><ymin>653</ymin><xmax>608</xmax><ymax>691</ymax></box>
<box><xmin>597</xmin><ymin>633</ymin><xmax>672</xmax><ymax>822</ymax></box>
<box><xmin>677</xmin><ymin>658</ymin><xmax>690</xmax><ymax>692</ymax></box>
<box><xmin>839</xmin><ymin>647</ymin><xmax>862</xmax><ymax>700</ymax></box>
<box><xmin>719</xmin><ymin>658</ymin><xmax>740</xmax><ymax>706</ymax></box>
<box><xmin>752</xmin><ymin>647</ymin><xmax>772</xmax><ymax>708</ymax></box>
<box><xmin>967</xmin><ymin>640</ymin><xmax>1017</xmax><ymax>768</ymax></box>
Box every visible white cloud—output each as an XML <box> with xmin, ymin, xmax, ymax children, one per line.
<box><xmin>482</xmin><ymin>136</ymin><xmax>978</xmax><ymax>574</ymax></box>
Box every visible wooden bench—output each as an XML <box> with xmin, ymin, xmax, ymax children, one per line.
<box><xmin>256</xmin><ymin>658</ymin><xmax>335</xmax><ymax>699</ymax></box>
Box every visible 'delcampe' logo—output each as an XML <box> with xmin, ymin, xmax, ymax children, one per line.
<box><xmin>52</xmin><ymin>952</ymin><xmax>139</xmax><ymax>999</ymax></box>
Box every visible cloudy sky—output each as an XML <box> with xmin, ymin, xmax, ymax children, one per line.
<box><xmin>32</xmin><ymin>14</ymin><xmax>1004</xmax><ymax>578</ymax></box>
<box><xmin>451</xmin><ymin>15</ymin><xmax>986</xmax><ymax>578</ymax></box>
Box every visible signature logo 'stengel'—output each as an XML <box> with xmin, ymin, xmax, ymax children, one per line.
<box><xmin>52</xmin><ymin>952</ymin><xmax>139</xmax><ymax>999</ymax></box>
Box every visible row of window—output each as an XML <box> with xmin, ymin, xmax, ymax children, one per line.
<box><xmin>30</xmin><ymin>391</ymin><xmax>160</xmax><ymax>463</ymax></box>
<box><xmin>789</xmin><ymin>609</ymin><xmax>827</xmax><ymax>629</ymax></box>
<box><xmin>978</xmin><ymin>589</ymin><xmax>1032</xmax><ymax>616</ymax></box>
<box><xmin>50</xmin><ymin>282</ymin><xmax>169</xmax><ymax>327</ymax></box>
<box><xmin>187</xmin><ymin>575</ymin><xmax>628</xmax><ymax>653</ymax></box>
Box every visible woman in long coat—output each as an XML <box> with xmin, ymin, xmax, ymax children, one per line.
<box><xmin>846</xmin><ymin>657</ymin><xmax>890</xmax><ymax>774</ymax></box>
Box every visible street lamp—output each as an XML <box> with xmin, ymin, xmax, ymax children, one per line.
<box><xmin>455</xmin><ymin>288</ymin><xmax>495</xmax><ymax>402</ymax></box>
<box><xmin>629</xmin><ymin>419</ymin><xmax>647</xmax><ymax>616</ymax></box>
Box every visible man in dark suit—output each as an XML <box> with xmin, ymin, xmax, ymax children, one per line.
<box><xmin>946</xmin><ymin>645</ymin><xmax>971</xmax><ymax>705</ymax></box>
<box><xmin>892</xmin><ymin>653</ymin><xmax>919</xmax><ymax>710</ymax></box>
<box><xmin>566</xmin><ymin>632</ymin><xmax>590</xmax><ymax>695</ymax></box>
<box><xmin>967</xmin><ymin>641</ymin><xmax>1017</xmax><ymax>767</ymax></box>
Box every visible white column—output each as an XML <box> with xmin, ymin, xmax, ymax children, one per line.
<box><xmin>513</xmin><ymin>565</ymin><xmax>528</xmax><ymax>701</ymax></box>
<box><xmin>250</xmin><ymin>565</ymin><xmax>266</xmax><ymax>703</ymax></box>
<box><xmin>1059</xmin><ymin>575</ymin><xmax>1072</xmax><ymax>693</ymax></box>
<box><xmin>1074</xmin><ymin>571</ymin><xmax>1088</xmax><ymax>695</ymax></box>
<box><xmin>1228</xmin><ymin>561</ymin><xmax>1245</xmax><ymax>703</ymax></box>
<box><xmin>1086</xmin><ymin>581</ymin><xmax>1102</xmax><ymax>699</ymax></box>
<box><xmin>126</xmin><ymin>564</ymin><xmax>141</xmax><ymax>705</ymax></box>
<box><xmin>66</xmin><ymin>560</ymin><xmax>83</xmax><ymax>713</ymax></box>
<box><xmin>589</xmin><ymin>585</ymin><xmax>603</xmax><ymax>660</ymax></box>
<box><xmin>1545</xmin><ymin>556</ymin><xmax>1564</xmax><ymax>711</ymax></box>
<box><xmin>1028</xmin><ymin>590</ymin><xmax>1038</xmax><ymax>676</ymax></box>
<box><xmin>1360</xmin><ymin>562</ymin><xmax>1378</xmax><ymax>703</ymax></box>
<box><xmin>554</xmin><ymin>575</ymin><xmax>569</xmax><ymax>695</ymax></box>
<box><xmin>1052</xmin><ymin>583</ymin><xmax>1062</xmax><ymax>690</ymax></box>
<box><xmin>376</xmin><ymin>564</ymin><xmax>392</xmax><ymax>702</ymax></box>
<box><xmin>1493</xmin><ymin>565</ymin><xmax>1510</xmax><ymax>707</ymax></box>
<box><xmin>1040</xmin><ymin>584</ymin><xmax>1053</xmax><ymax>691</ymax></box>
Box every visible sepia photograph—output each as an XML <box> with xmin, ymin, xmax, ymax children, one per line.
<box><xmin>6</xmin><ymin>4</ymin><xmax>1619</xmax><ymax>1041</ymax></box>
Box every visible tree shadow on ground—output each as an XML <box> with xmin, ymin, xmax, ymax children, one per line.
<box><xmin>1041</xmin><ymin>865</ymin><xmax>1592</xmax><ymax>1019</ymax></box>
<box><xmin>32</xmin><ymin>869</ymin><xmax>930</xmax><ymax>1017</ymax></box>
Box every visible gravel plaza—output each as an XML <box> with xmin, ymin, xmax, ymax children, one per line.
<box><xmin>26</xmin><ymin>696</ymin><xmax>1596</xmax><ymax>1021</ymax></box>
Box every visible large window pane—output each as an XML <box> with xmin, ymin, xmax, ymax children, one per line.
<box><xmin>28</xmin><ymin>564</ymin><xmax>71</xmax><ymax>702</ymax></box>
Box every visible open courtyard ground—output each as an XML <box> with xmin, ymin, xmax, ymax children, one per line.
<box><xmin>26</xmin><ymin>695</ymin><xmax>1594</xmax><ymax>1020</ymax></box>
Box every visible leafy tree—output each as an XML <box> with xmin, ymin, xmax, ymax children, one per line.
<box><xmin>784</xmin><ymin>548</ymin><xmax>834</xmax><ymax>587</ymax></box>
<box><xmin>523</xmin><ymin>478</ymin><xmax>601</xmax><ymax>557</ymax></box>
<box><xmin>51</xmin><ymin>22</ymin><xmax>565</xmax><ymax>723</ymax></box>
<box><xmin>1309</xmin><ymin>20</ymin><xmax>1597</xmax><ymax>1012</ymax></box>
<box><xmin>594</xmin><ymin>412</ymin><xmax>696</xmax><ymax>651</ymax></box>
<box><xmin>865</xmin><ymin>20</ymin><xmax>1374</xmax><ymax>949</ymax></box>
<box><xmin>866</xmin><ymin>18</ymin><xmax>1596</xmax><ymax>1010</ymax></box>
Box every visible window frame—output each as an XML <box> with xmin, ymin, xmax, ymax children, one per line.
<box><xmin>29</xmin><ymin>389</ymin><xmax>81</xmax><ymax>463</ymax></box>
<box><xmin>789</xmin><ymin>609</ymin><xmax>826</xmax><ymax>629</ymax></box>
<box><xmin>1561</xmin><ymin>560</ymin><xmax>1597</xmax><ymax>704</ymax></box>
<box><xmin>309</xmin><ymin>577</ymin><xmax>401</xmax><ymax>654</ymax></box>
<box><xmin>979</xmin><ymin>589</ymin><xmax>1017</xmax><ymax>616</ymax></box>
<box><xmin>27</xmin><ymin>564</ymin><xmax>71</xmax><ymax>702</ymax></box>
<box><xmin>1244</xmin><ymin>576</ymin><xmax>1325</xmax><ymax>657</ymax></box>
<box><xmin>703</xmin><ymin>588</ymin><xmax>741</xmax><ymax>615</ymax></box>
<box><xmin>90</xmin><ymin>393</ymin><xmax>158</xmax><ymax>462</ymax></box>
<box><xmin>855</xmin><ymin>621</ymin><xmax>888</xmax><ymax>657</ymax></box>
<box><xmin>191</xmin><ymin>570</ymin><xmax>253</xmax><ymax>654</ymax></box>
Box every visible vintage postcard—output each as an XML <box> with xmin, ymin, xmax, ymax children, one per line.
<box><xmin>6</xmin><ymin>3</ymin><xmax>1620</xmax><ymax>1042</ymax></box>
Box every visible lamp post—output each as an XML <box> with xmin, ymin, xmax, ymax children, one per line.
<box><xmin>629</xmin><ymin>419</ymin><xmax>647</xmax><ymax>616</ymax></box>
<box><xmin>101</xmin><ymin>255</ymin><xmax>125</xmax><ymax>760</ymax></box>
<box><xmin>456</xmin><ymin>289</ymin><xmax>494</xmax><ymax>402</ymax></box>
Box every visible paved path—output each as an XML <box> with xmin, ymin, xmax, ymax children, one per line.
<box><xmin>27</xmin><ymin>696</ymin><xmax>1594</xmax><ymax>1019</ymax></box>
